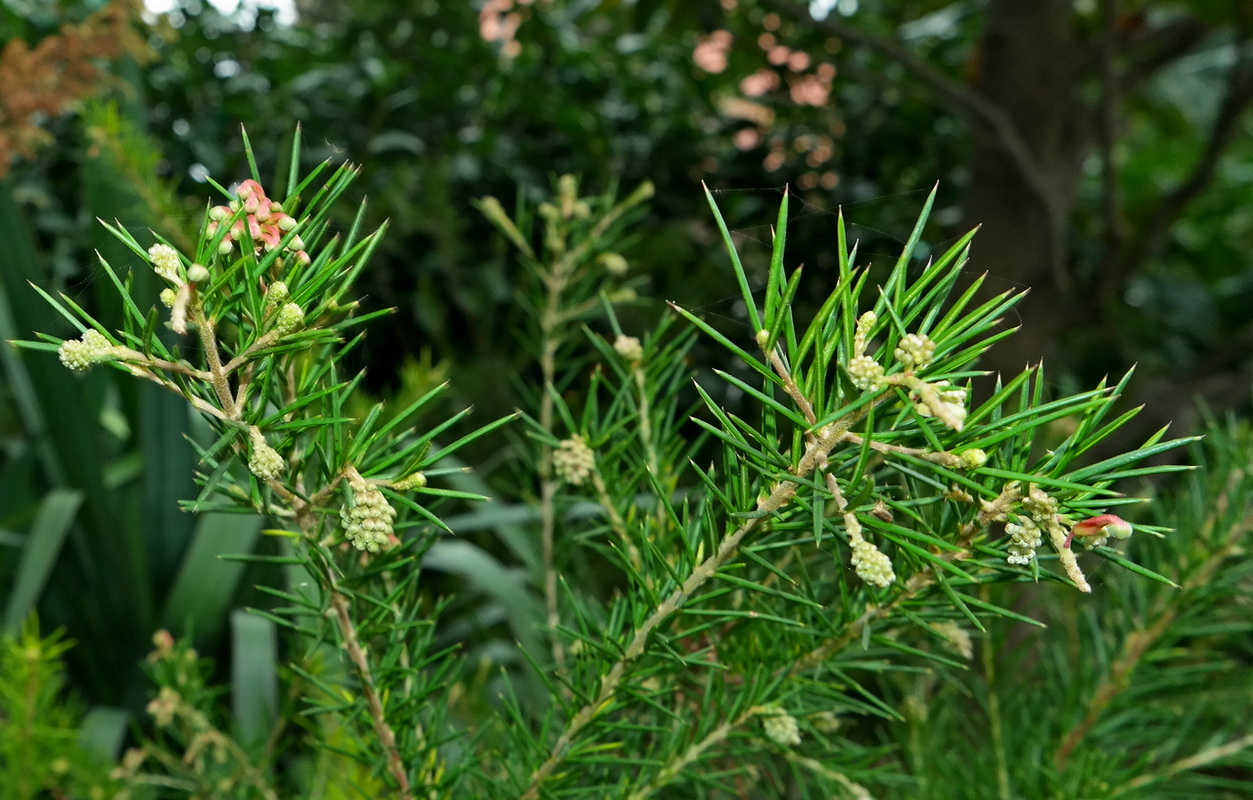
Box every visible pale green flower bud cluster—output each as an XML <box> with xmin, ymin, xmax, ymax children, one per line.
<box><xmin>1005</xmin><ymin>516</ymin><xmax>1043</xmax><ymax>565</ymax></box>
<box><xmin>848</xmin><ymin>312</ymin><xmax>889</xmax><ymax>391</ymax></box>
<box><xmin>553</xmin><ymin>435</ymin><xmax>595</xmax><ymax>486</ymax></box>
<box><xmin>247</xmin><ymin>428</ymin><xmax>285</xmax><ymax>481</ymax></box>
<box><xmin>265</xmin><ymin>281</ymin><xmax>291</xmax><ymax>309</ymax></box>
<box><xmin>613</xmin><ymin>334</ymin><xmax>643</xmax><ymax>363</ymax></box>
<box><xmin>273</xmin><ymin>302</ymin><xmax>305</xmax><ymax>335</ymax></box>
<box><xmin>341</xmin><ymin>475</ymin><xmax>398</xmax><ymax>553</ymax></box>
<box><xmin>812</xmin><ymin>710</ymin><xmax>841</xmax><ymax>734</ymax></box>
<box><xmin>913</xmin><ymin>380</ymin><xmax>968</xmax><ymax>429</ymax></box>
<box><xmin>1006</xmin><ymin>487</ymin><xmax>1075</xmax><ymax>566</ymax></box>
<box><xmin>148</xmin><ymin>243</ymin><xmax>183</xmax><ymax>282</ymax></box>
<box><xmin>58</xmin><ymin>329</ymin><xmax>116</xmax><ymax>371</ymax></box>
<box><xmin>847</xmin><ymin>354</ymin><xmax>886</xmax><ymax>391</ymax></box>
<box><xmin>851</xmin><ymin>539</ymin><xmax>896</xmax><ymax>587</ymax></box>
<box><xmin>853</xmin><ymin>310</ymin><xmax>876</xmax><ymax>356</ymax></box>
<box><xmin>557</xmin><ymin>174</ymin><xmax>590</xmax><ymax>220</ymax></box>
<box><xmin>933</xmin><ymin>621</ymin><xmax>973</xmax><ymax>659</ymax></box>
<box><xmin>1022</xmin><ymin>486</ymin><xmax>1058</xmax><ymax>517</ymax></box>
<box><xmin>390</xmin><ymin>471</ymin><xmax>428</xmax><ymax>491</ymax></box>
<box><xmin>146</xmin><ymin>243</ymin><xmax>204</xmax><ymax>335</ymax></box>
<box><xmin>894</xmin><ymin>332</ymin><xmax>936</xmax><ymax>371</ymax></box>
<box><xmin>957</xmin><ymin>448</ymin><xmax>988</xmax><ymax>470</ymax></box>
<box><xmin>598</xmin><ymin>252</ymin><xmax>629</xmax><ymax>277</ymax></box>
<box><xmin>761</xmin><ymin>709</ymin><xmax>802</xmax><ymax>747</ymax></box>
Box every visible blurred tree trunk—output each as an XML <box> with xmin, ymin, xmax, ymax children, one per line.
<box><xmin>962</xmin><ymin>1</ymin><xmax>1253</xmax><ymax>440</ymax></box>
<box><xmin>959</xmin><ymin>0</ymin><xmax>1091</xmax><ymax>379</ymax></box>
<box><xmin>769</xmin><ymin>0</ymin><xmax>1253</xmax><ymax>440</ymax></box>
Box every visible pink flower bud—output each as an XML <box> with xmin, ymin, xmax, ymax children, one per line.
<box><xmin>1064</xmin><ymin>514</ymin><xmax>1132</xmax><ymax>548</ymax></box>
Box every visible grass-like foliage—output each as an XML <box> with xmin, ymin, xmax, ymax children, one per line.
<box><xmin>9</xmin><ymin>132</ymin><xmax>1247</xmax><ymax>798</ymax></box>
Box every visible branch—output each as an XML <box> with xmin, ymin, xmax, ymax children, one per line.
<box><xmin>1117</xmin><ymin>15</ymin><xmax>1211</xmax><ymax>93</ymax></box>
<box><xmin>1102</xmin><ymin>32</ymin><xmax>1253</xmax><ymax>303</ymax></box>
<box><xmin>519</xmin><ymin>398</ymin><xmax>879</xmax><ymax>800</ymax></box>
<box><xmin>327</xmin><ymin>571</ymin><xmax>413</xmax><ymax>800</ymax></box>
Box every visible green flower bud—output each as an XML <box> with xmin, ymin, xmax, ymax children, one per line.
<box><xmin>274</xmin><ymin>303</ymin><xmax>305</xmax><ymax>335</ymax></box>
<box><xmin>58</xmin><ymin>330</ymin><xmax>115</xmax><ymax>372</ymax></box>
<box><xmin>247</xmin><ymin>429</ymin><xmax>285</xmax><ymax>480</ymax></box>
<box><xmin>613</xmin><ymin>334</ymin><xmax>643</xmax><ymax>363</ymax></box>
<box><xmin>186</xmin><ymin>263</ymin><xmax>210</xmax><ymax>283</ymax></box>
<box><xmin>761</xmin><ymin>709</ymin><xmax>802</xmax><ymax>747</ymax></box>
<box><xmin>853</xmin><ymin>310</ymin><xmax>876</xmax><ymax>356</ymax></box>
<box><xmin>957</xmin><ymin>449</ymin><xmax>988</xmax><ymax>470</ymax></box>
<box><xmin>894</xmin><ymin>333</ymin><xmax>936</xmax><ymax>371</ymax></box>
<box><xmin>553</xmin><ymin>435</ymin><xmax>595</xmax><ymax>486</ymax></box>
<box><xmin>597</xmin><ymin>252</ymin><xmax>629</xmax><ymax>277</ymax></box>
<box><xmin>848</xmin><ymin>355</ymin><xmax>886</xmax><ymax>391</ymax></box>
<box><xmin>148</xmin><ymin>243</ymin><xmax>182</xmax><ymax>282</ymax></box>
<box><xmin>851</xmin><ymin>539</ymin><xmax>895</xmax><ymax>587</ymax></box>
<box><xmin>391</xmin><ymin>471</ymin><xmax>428</xmax><ymax>491</ymax></box>
<box><xmin>266</xmin><ymin>280</ymin><xmax>290</xmax><ymax>308</ymax></box>
<box><xmin>341</xmin><ymin>474</ymin><xmax>397</xmax><ymax>552</ymax></box>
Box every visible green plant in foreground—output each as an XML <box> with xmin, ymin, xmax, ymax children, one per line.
<box><xmin>0</xmin><ymin>619</ymin><xmax>119</xmax><ymax>799</ymax></box>
<box><xmin>11</xmin><ymin>131</ymin><xmax>1227</xmax><ymax>798</ymax></box>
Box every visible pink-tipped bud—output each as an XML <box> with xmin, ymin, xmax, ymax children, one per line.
<box><xmin>236</xmin><ymin>179</ymin><xmax>262</xmax><ymax>200</ymax></box>
<box><xmin>1064</xmin><ymin>514</ymin><xmax>1132</xmax><ymax>548</ymax></box>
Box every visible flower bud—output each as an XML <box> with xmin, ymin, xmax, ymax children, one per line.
<box><xmin>146</xmin><ymin>686</ymin><xmax>180</xmax><ymax>728</ymax></box>
<box><xmin>761</xmin><ymin>709</ymin><xmax>802</xmax><ymax>747</ymax></box>
<box><xmin>58</xmin><ymin>330</ymin><xmax>115</xmax><ymax>371</ymax></box>
<box><xmin>597</xmin><ymin>252</ymin><xmax>628</xmax><ymax>277</ymax></box>
<box><xmin>553</xmin><ymin>435</ymin><xmax>595</xmax><ymax>486</ymax></box>
<box><xmin>1005</xmin><ymin>517</ymin><xmax>1042</xmax><ymax>565</ymax></box>
<box><xmin>957</xmin><ymin>449</ymin><xmax>987</xmax><ymax>470</ymax></box>
<box><xmin>1064</xmin><ymin>513</ymin><xmax>1132</xmax><ymax>549</ymax></box>
<box><xmin>274</xmin><ymin>303</ymin><xmax>305</xmax><ymax>335</ymax></box>
<box><xmin>851</xmin><ymin>539</ymin><xmax>895</xmax><ymax>587</ymax></box>
<box><xmin>148</xmin><ymin>243</ymin><xmax>182</xmax><ymax>282</ymax></box>
<box><xmin>853</xmin><ymin>310</ymin><xmax>876</xmax><ymax>356</ymax></box>
<box><xmin>558</xmin><ymin>174</ymin><xmax>578</xmax><ymax>218</ymax></box>
<box><xmin>341</xmin><ymin>473</ymin><xmax>398</xmax><ymax>552</ymax></box>
<box><xmin>613</xmin><ymin>334</ymin><xmax>643</xmax><ymax>363</ymax></box>
<box><xmin>847</xmin><ymin>355</ymin><xmax>886</xmax><ymax>391</ymax></box>
<box><xmin>391</xmin><ymin>471</ymin><xmax>428</xmax><ymax>491</ymax></box>
<box><xmin>266</xmin><ymin>280</ymin><xmax>290</xmax><ymax>307</ymax></box>
<box><xmin>894</xmin><ymin>332</ymin><xmax>936</xmax><ymax>371</ymax></box>
<box><xmin>186</xmin><ymin>263</ymin><xmax>210</xmax><ymax>283</ymax></box>
<box><xmin>247</xmin><ymin>428</ymin><xmax>285</xmax><ymax>480</ymax></box>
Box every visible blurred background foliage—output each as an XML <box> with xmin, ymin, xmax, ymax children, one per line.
<box><xmin>0</xmin><ymin>0</ymin><xmax>1250</xmax><ymax>782</ymax></box>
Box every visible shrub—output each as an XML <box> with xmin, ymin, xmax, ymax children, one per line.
<box><xmin>15</xmin><ymin>132</ymin><xmax>1240</xmax><ymax>798</ymax></box>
